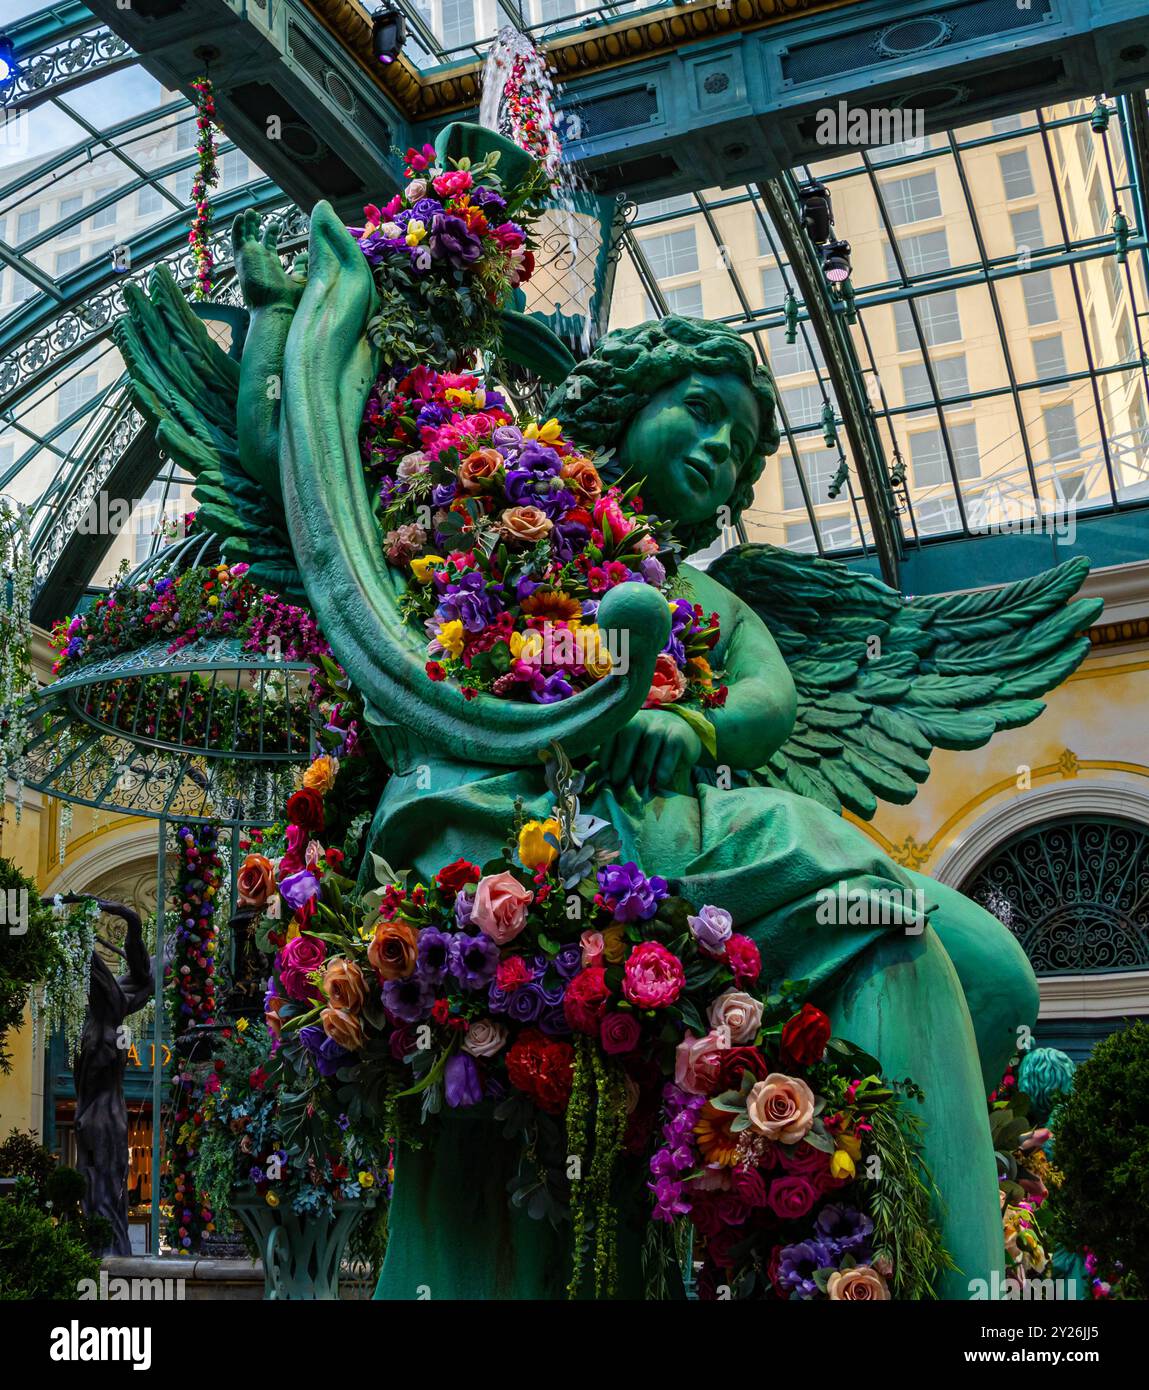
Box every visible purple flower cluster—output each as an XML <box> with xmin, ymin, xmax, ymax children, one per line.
<box><xmin>649</xmin><ymin>1084</ymin><xmax>705</xmax><ymax>1221</ymax></box>
<box><xmin>597</xmin><ymin>862</ymin><xmax>669</xmax><ymax>923</ymax></box>
<box><xmin>774</xmin><ymin>1206</ymin><xmax>874</xmax><ymax>1298</ymax></box>
<box><xmin>487</xmin><ymin>952</ymin><xmax>572</xmax><ymax>1036</ymax></box>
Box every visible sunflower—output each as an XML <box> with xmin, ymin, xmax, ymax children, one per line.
<box><xmin>520</xmin><ymin>590</ymin><xmax>582</xmax><ymax>622</ymax></box>
<box><xmin>695</xmin><ymin>1103</ymin><xmax>742</xmax><ymax>1167</ymax></box>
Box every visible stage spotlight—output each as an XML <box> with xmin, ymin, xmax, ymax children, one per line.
<box><xmin>0</xmin><ymin>36</ymin><xmax>18</xmax><ymax>88</ymax></box>
<box><xmin>822</xmin><ymin>239</ymin><xmax>852</xmax><ymax>284</ymax></box>
<box><xmin>371</xmin><ymin>8</ymin><xmax>407</xmax><ymax>65</ymax></box>
<box><xmin>797</xmin><ymin>181</ymin><xmax>833</xmax><ymax>244</ymax></box>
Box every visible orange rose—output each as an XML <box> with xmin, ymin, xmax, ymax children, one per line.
<box><xmin>644</xmin><ymin>652</ymin><xmax>687</xmax><ymax>708</ymax></box>
<box><xmin>459</xmin><ymin>448</ymin><xmax>502</xmax><ymax>493</ymax></box>
<box><xmin>321</xmin><ymin>1006</ymin><xmax>365</xmax><ymax>1051</ymax></box>
<box><xmin>323</xmin><ymin>958</ymin><xmax>369</xmax><ymax>1013</ymax></box>
<box><xmin>827</xmin><ymin>1266</ymin><xmax>890</xmax><ymax>1300</ymax></box>
<box><xmin>746</xmin><ymin>1072</ymin><xmax>815</xmax><ymax>1144</ymax></box>
<box><xmin>560</xmin><ymin>456</ymin><xmax>603</xmax><ymax>505</ymax></box>
<box><xmin>499</xmin><ymin>506</ymin><xmax>553</xmax><ymax>544</ymax></box>
<box><xmin>237</xmin><ymin>853</ymin><xmax>275</xmax><ymax>909</ymax></box>
<box><xmin>264</xmin><ymin>993</ymin><xmax>286</xmax><ymax>1040</ymax></box>
<box><xmin>303</xmin><ymin>755</ymin><xmax>337</xmax><ymax>794</ymax></box>
<box><xmin>367</xmin><ymin>919</ymin><xmax>419</xmax><ymax>981</ymax></box>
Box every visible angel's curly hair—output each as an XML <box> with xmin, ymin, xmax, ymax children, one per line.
<box><xmin>545</xmin><ymin>315</ymin><xmax>780</xmax><ymax>554</ymax></box>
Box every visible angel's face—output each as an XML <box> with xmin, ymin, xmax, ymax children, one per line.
<box><xmin>618</xmin><ymin>371</ymin><xmax>760</xmax><ymax>528</ymax></box>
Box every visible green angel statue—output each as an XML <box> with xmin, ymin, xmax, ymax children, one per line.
<box><xmin>114</xmin><ymin>124</ymin><xmax>1102</xmax><ymax>1299</ymax></box>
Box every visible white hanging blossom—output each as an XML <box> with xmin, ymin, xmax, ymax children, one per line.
<box><xmin>0</xmin><ymin>497</ymin><xmax>34</xmax><ymax>832</ymax></box>
<box><xmin>32</xmin><ymin>896</ymin><xmax>99</xmax><ymax>1060</ymax></box>
<box><xmin>58</xmin><ymin>799</ymin><xmax>73</xmax><ymax>863</ymax></box>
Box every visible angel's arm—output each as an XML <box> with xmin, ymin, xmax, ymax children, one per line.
<box><xmin>279</xmin><ymin>203</ymin><xmax>670</xmax><ymax>765</ymax></box>
<box><xmin>687</xmin><ymin>564</ymin><xmax>797</xmax><ymax>772</ymax></box>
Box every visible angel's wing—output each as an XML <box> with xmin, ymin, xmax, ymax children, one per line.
<box><xmin>707</xmin><ymin>544</ymin><xmax>1104</xmax><ymax>819</ymax></box>
<box><xmin>113</xmin><ymin>266</ymin><xmax>303</xmax><ymax>598</ymax></box>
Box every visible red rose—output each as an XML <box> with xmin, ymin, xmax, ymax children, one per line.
<box><xmin>496</xmin><ymin>956</ymin><xmax>532</xmax><ymax>992</ymax></box>
<box><xmin>780</xmin><ymin>1003</ymin><xmax>832</xmax><ymax>1069</ymax></box>
<box><xmin>729</xmin><ymin>1165</ymin><xmax>769</xmax><ymax>1207</ymax></box>
<box><xmin>725</xmin><ymin>933</ymin><xmax>761</xmax><ymax>985</ymax></box>
<box><xmin>325</xmin><ymin>847</ymin><xmax>345</xmax><ymax>870</ymax></box>
<box><xmin>431</xmin><ymin>998</ymin><xmax>449</xmax><ymax>1025</ymax></box>
<box><xmin>766</xmin><ymin>1175</ymin><xmax>817</xmax><ymax>1221</ymax></box>
<box><xmin>435</xmin><ymin>858</ymin><xmax>482</xmax><ymax>894</ymax></box>
<box><xmin>286</xmin><ymin>787</ymin><xmax>324</xmax><ymax>833</ymax></box>
<box><xmin>563</xmin><ymin>967</ymin><xmax>611</xmax><ymax>1035</ymax></box>
<box><xmin>600</xmin><ymin>1011</ymin><xmax>642</xmax><ymax>1055</ymax></box>
<box><xmin>505</xmin><ymin>1029</ymin><xmax>574</xmax><ymax>1114</ymax></box>
<box><xmin>715</xmin><ymin>1045</ymin><xmax>769</xmax><ymax>1092</ymax></box>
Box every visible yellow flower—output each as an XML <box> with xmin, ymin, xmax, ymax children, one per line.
<box><xmin>581</xmin><ymin>625</ymin><xmax>614</xmax><ymax>680</ymax></box>
<box><xmin>265</xmin><ymin>1191</ymin><xmax>280</xmax><ymax>1208</ymax></box>
<box><xmin>523</xmin><ymin>417</ymin><xmax>563</xmax><ymax>444</ymax></box>
<box><xmin>237</xmin><ymin>1017</ymin><xmax>249</xmax><ymax>1033</ymax></box>
<box><xmin>410</xmin><ymin>553</ymin><xmax>446</xmax><ymax>584</ymax></box>
<box><xmin>444</xmin><ymin>387</ymin><xmax>474</xmax><ymax>406</ymax></box>
<box><xmin>830</xmin><ymin>1149</ymin><xmax>856</xmax><ymax>1181</ymax></box>
<box><xmin>518</xmin><ymin>817</ymin><xmax>561</xmax><ymax>870</ymax></box>
<box><xmin>303</xmin><ymin>754</ymin><xmax>337</xmax><ymax>794</ymax></box>
<box><xmin>602</xmin><ymin>923</ymin><xmax>627</xmax><ymax>964</ymax></box>
<box><xmin>837</xmin><ymin>1132</ymin><xmax>862</xmax><ymax>1161</ymax></box>
<box><xmin>207</xmin><ymin>595</ymin><xmax>219</xmax><ymax>607</ymax></box>
<box><xmin>517</xmin><ymin>630</ymin><xmax>544</xmax><ymax>661</ymax></box>
<box><xmin>358</xmin><ymin>1170</ymin><xmax>375</xmax><ymax>1188</ymax></box>
<box><xmin>436</xmin><ymin>620</ymin><xmax>465</xmax><ymax>658</ymax></box>
<box><xmin>405</xmin><ymin>219</ymin><xmax>427</xmax><ymax>245</ymax></box>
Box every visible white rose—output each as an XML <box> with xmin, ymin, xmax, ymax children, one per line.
<box><xmin>406</xmin><ymin>178</ymin><xmax>428</xmax><ymax>203</ymax></box>
<box><xmin>462</xmin><ymin>1017</ymin><xmax>507</xmax><ymax>1058</ymax></box>
<box><xmin>707</xmin><ymin>989</ymin><xmax>764</xmax><ymax>1045</ymax></box>
<box><xmin>380</xmin><ymin>221</ymin><xmax>402</xmax><ymax>239</ymax></box>
<box><xmin>397</xmin><ymin>451</ymin><xmax>429</xmax><ymax>479</ymax></box>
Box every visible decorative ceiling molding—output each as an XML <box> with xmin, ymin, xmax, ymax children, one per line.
<box><xmin>1038</xmin><ymin>969</ymin><xmax>1149</xmax><ymax>1021</ymax></box>
<box><xmin>301</xmin><ymin>0</ymin><xmax>860</xmax><ymax>120</ymax></box>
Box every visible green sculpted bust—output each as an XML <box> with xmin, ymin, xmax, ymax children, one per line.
<box><xmin>114</xmin><ymin>127</ymin><xmax>1103</xmax><ymax>1298</ymax></box>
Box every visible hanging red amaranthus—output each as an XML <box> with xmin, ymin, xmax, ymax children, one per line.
<box><xmin>188</xmin><ymin>77</ymin><xmax>219</xmax><ymax>300</ymax></box>
<box><xmin>502</xmin><ymin>51</ymin><xmax>562</xmax><ymax>187</ymax></box>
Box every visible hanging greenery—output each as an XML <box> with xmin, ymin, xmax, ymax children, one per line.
<box><xmin>188</xmin><ymin>77</ymin><xmax>219</xmax><ymax>301</ymax></box>
<box><xmin>0</xmin><ymin>860</ymin><xmax>61</xmax><ymax>1074</ymax></box>
<box><xmin>30</xmin><ymin>896</ymin><xmax>99</xmax><ymax>1063</ymax></box>
<box><xmin>0</xmin><ymin>497</ymin><xmax>34</xmax><ymax>837</ymax></box>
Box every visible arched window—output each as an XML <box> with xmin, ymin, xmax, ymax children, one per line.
<box><xmin>962</xmin><ymin>816</ymin><xmax>1149</xmax><ymax>976</ymax></box>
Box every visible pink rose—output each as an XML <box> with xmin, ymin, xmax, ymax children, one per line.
<box><xmin>729</xmin><ymin>1166</ymin><xmax>769</xmax><ymax>1207</ymax></box>
<box><xmin>674</xmin><ymin>1030</ymin><xmax>726</xmax><ymax>1095</ymax></box>
<box><xmin>622</xmin><ymin>941</ymin><xmax>685</xmax><ymax>1009</ymax></box>
<box><xmin>644</xmin><ymin>652</ymin><xmax>688</xmax><ymax>708</ymax></box>
<box><xmin>776</xmin><ymin>1139</ymin><xmax>831</xmax><ymax>1177</ymax></box>
<box><xmin>580</xmin><ymin>930</ymin><xmax>605</xmax><ymax>967</ymax></box>
<box><xmin>713</xmin><ymin>1193</ymin><xmax>750</xmax><ymax>1227</ymax></box>
<box><xmin>766</xmin><ymin>1175</ymin><xmax>818</xmax><ymax>1221</ymax></box>
<box><xmin>471</xmin><ymin>871</ymin><xmax>532</xmax><ymax>945</ymax></box>
<box><xmin>746</xmin><ymin>1073</ymin><xmax>816</xmax><ymax>1144</ymax></box>
<box><xmin>433</xmin><ymin>169</ymin><xmax>473</xmax><ymax>197</ymax></box>
<box><xmin>600</xmin><ymin>1011</ymin><xmax>642</xmax><ymax>1055</ymax></box>
<box><xmin>725</xmin><ymin>933</ymin><xmax>761</xmax><ymax>985</ymax></box>
<box><xmin>278</xmin><ymin>933</ymin><xmax>327</xmax><ymax>1003</ymax></box>
<box><xmin>707</xmin><ymin>989</ymin><xmax>764</xmax><ymax>1045</ymax></box>
<box><xmin>592</xmin><ymin>495</ymin><xmax>631</xmax><ymax>539</ymax></box>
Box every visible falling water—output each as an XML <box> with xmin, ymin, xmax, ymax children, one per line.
<box><xmin>479</xmin><ymin>26</ymin><xmax>595</xmax><ymax>357</ymax></box>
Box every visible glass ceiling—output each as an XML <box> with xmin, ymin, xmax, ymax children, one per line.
<box><xmin>2</xmin><ymin>2</ymin><xmax>1147</xmax><ymax>619</ymax></box>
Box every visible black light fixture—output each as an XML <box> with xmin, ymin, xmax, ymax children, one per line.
<box><xmin>797</xmin><ymin>181</ymin><xmax>833</xmax><ymax>244</ymax></box>
<box><xmin>822</xmin><ymin>238</ymin><xmax>852</xmax><ymax>284</ymax></box>
<box><xmin>0</xmin><ymin>35</ymin><xmax>18</xmax><ymax>88</ymax></box>
<box><xmin>371</xmin><ymin>8</ymin><xmax>407</xmax><ymax>66</ymax></box>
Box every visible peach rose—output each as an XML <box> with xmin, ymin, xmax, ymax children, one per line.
<box><xmin>459</xmin><ymin>448</ymin><xmax>503</xmax><ymax>493</ymax></box>
<box><xmin>580</xmin><ymin>930</ymin><xmax>605</xmax><ymax>967</ymax></box>
<box><xmin>560</xmin><ymin>456</ymin><xmax>603</xmax><ymax>505</ymax></box>
<box><xmin>324</xmin><ymin>958</ymin><xmax>369</xmax><ymax>1013</ymax></box>
<box><xmin>303</xmin><ymin>754</ymin><xmax>337</xmax><ymax>794</ymax></box>
<box><xmin>499</xmin><ymin>506</ymin><xmax>553</xmax><ymax>544</ymax></box>
<box><xmin>827</xmin><ymin>1266</ymin><xmax>890</xmax><ymax>1301</ymax></box>
<box><xmin>237</xmin><ymin>853</ymin><xmax>275</xmax><ymax>909</ymax></box>
<box><xmin>462</xmin><ymin>1017</ymin><xmax>508</xmax><ymax>1058</ymax></box>
<box><xmin>745</xmin><ymin>1072</ymin><xmax>815</xmax><ymax>1144</ymax></box>
<box><xmin>644</xmin><ymin>652</ymin><xmax>688</xmax><ymax>708</ymax></box>
<box><xmin>264</xmin><ymin>993</ymin><xmax>286</xmax><ymax>1040</ymax></box>
<box><xmin>321</xmin><ymin>1005</ymin><xmax>365</xmax><ymax>1052</ymax></box>
<box><xmin>674</xmin><ymin>1030</ymin><xmax>726</xmax><ymax>1096</ymax></box>
<box><xmin>707</xmin><ymin>989</ymin><xmax>764</xmax><ymax>1044</ymax></box>
<box><xmin>471</xmin><ymin>871</ymin><xmax>533</xmax><ymax>946</ymax></box>
<box><xmin>367</xmin><ymin>919</ymin><xmax>419</xmax><ymax>980</ymax></box>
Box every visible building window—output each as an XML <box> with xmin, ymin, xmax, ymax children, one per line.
<box><xmin>175</xmin><ymin>116</ymin><xmax>197</xmax><ymax>150</ymax></box>
<box><xmin>56</xmin><ymin>372</ymin><xmax>100</xmax><ymax>449</ymax></box>
<box><xmin>640</xmin><ymin>228</ymin><xmax>698</xmax><ymax>280</ymax></box>
<box><xmin>884</xmin><ymin>229</ymin><xmax>950</xmax><ymax>279</ymax></box>
<box><xmin>779</xmin><ymin>384</ymin><xmax>824</xmax><ymax>429</ymax></box>
<box><xmin>1022</xmin><ymin>270</ymin><xmax>1058</xmax><ymax>325</ymax></box>
<box><xmin>1032</xmin><ymin>335</ymin><xmax>1067</xmax><ymax>388</ymax></box>
<box><xmin>441</xmin><ymin>0</ymin><xmax>477</xmax><ymax>48</ymax></box>
<box><xmin>780</xmin><ymin>447</ymin><xmax>841</xmax><ymax>510</ymax></box>
<box><xmin>760</xmin><ymin>263</ymin><xmax>786</xmax><ymax>307</ymax></box>
<box><xmin>221</xmin><ymin>148</ymin><xmax>250</xmax><ymax>186</ymax></box>
<box><xmin>755</xmin><ymin>218</ymin><xmax>776</xmax><ymax>258</ymax></box>
<box><xmin>909</xmin><ymin>422</ymin><xmax>980</xmax><ymax>488</ymax></box>
<box><xmin>768</xmin><ymin>325</ymin><xmax>820</xmax><ymax>377</ymax></box>
<box><xmin>1117</xmin><ymin>314</ymin><xmax>1135</xmax><ymax>364</ymax></box>
<box><xmin>645</xmin><ymin>283</ymin><xmax>703</xmax><ymax>319</ymax></box>
<box><xmin>1104</xmin><ymin>254</ymin><xmax>1123</xmax><ymax>315</ymax></box>
<box><xmin>137</xmin><ymin>184</ymin><xmax>164</xmax><ymax>216</ymax></box>
<box><xmin>999</xmin><ymin>150</ymin><xmax>1035</xmax><ymax>199</ymax></box>
<box><xmin>1090</xmin><ymin>178</ymin><xmax>1110</xmax><ymax>236</ymax></box>
<box><xmin>16</xmin><ymin>208</ymin><xmax>39</xmax><ymax>243</ymax></box>
<box><xmin>55</xmin><ymin>248</ymin><xmax>83</xmax><ymax>277</ymax></box>
<box><xmin>893</xmin><ymin>290</ymin><xmax>961</xmax><ymax>351</ymax></box>
<box><xmin>1009</xmin><ymin>207</ymin><xmax>1046</xmax><ymax>251</ymax></box>
<box><xmin>59</xmin><ymin>194</ymin><xmax>84</xmax><ymax>221</ymax></box>
<box><xmin>637</xmin><ymin>194</ymin><xmax>693</xmax><ymax>218</ymax></box>
<box><xmin>881</xmin><ymin>171</ymin><xmax>941</xmax><ymax>226</ymax></box>
<box><xmin>1075</xmin><ymin>119</ymin><xmax>1095</xmax><ymax>175</ymax></box>
<box><xmin>913</xmin><ymin>496</ymin><xmax>962</xmax><ymax>535</ymax></box>
<box><xmin>8</xmin><ymin>272</ymin><xmax>35</xmax><ymax>304</ymax></box>
<box><xmin>899</xmin><ymin>354</ymin><xmax>969</xmax><ymax>408</ymax></box>
<box><xmin>1042</xmin><ymin>403</ymin><xmax>1080</xmax><ymax>461</ymax></box>
<box><xmin>992</xmin><ymin>114</ymin><xmax>1024</xmax><ymax>134</ymax></box>
<box><xmin>92</xmin><ymin>201</ymin><xmax>117</xmax><ymax>230</ymax></box>
<box><xmin>785</xmin><ymin>520</ymin><xmax>818</xmax><ymax>553</ymax></box>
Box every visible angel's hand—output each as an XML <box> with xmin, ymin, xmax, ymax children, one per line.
<box><xmin>599</xmin><ymin>708</ymin><xmax>702</xmax><ymax>794</ymax></box>
<box><xmin>233</xmin><ymin>211</ymin><xmax>305</xmax><ymax>312</ymax></box>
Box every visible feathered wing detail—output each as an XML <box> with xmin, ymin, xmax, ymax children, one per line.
<box><xmin>707</xmin><ymin>544</ymin><xmax>1104</xmax><ymax>819</ymax></box>
<box><xmin>113</xmin><ymin>266</ymin><xmax>303</xmax><ymax>598</ymax></box>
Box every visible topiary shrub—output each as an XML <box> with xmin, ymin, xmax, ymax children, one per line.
<box><xmin>0</xmin><ymin>859</ymin><xmax>60</xmax><ymax>1073</ymax></box>
<box><xmin>1045</xmin><ymin>1020</ymin><xmax>1149</xmax><ymax>1288</ymax></box>
<box><xmin>0</xmin><ymin>1198</ymin><xmax>99</xmax><ymax>1299</ymax></box>
<box><xmin>0</xmin><ymin>1128</ymin><xmax>56</xmax><ymax>1197</ymax></box>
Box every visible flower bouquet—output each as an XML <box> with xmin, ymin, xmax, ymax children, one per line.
<box><xmin>350</xmin><ymin>141</ymin><xmax>548</xmax><ymax>368</ymax></box>
<box><xmin>262</xmin><ymin>746</ymin><xmax>952</xmax><ymax>1299</ymax></box>
<box><xmin>361</xmin><ymin>363</ymin><xmax>725</xmax><ymax>720</ymax></box>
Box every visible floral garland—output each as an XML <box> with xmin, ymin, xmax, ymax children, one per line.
<box><xmin>257</xmin><ymin>745</ymin><xmax>951</xmax><ymax>1299</ymax></box>
<box><xmin>365</xmin><ymin>366</ymin><xmax>725</xmax><ymax>718</ymax></box>
<box><xmin>188</xmin><ymin>77</ymin><xmax>218</xmax><ymax>301</ymax></box>
<box><xmin>501</xmin><ymin>50</ymin><xmax>562</xmax><ymax>185</ymax></box>
<box><xmin>0</xmin><ymin>497</ymin><xmax>34</xmax><ymax>833</ymax></box>
<box><xmin>164</xmin><ymin>822</ymin><xmax>222</xmax><ymax>1254</ymax></box>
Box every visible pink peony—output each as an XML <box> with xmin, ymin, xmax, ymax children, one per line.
<box><xmin>278</xmin><ymin>933</ymin><xmax>327</xmax><ymax>1003</ymax></box>
<box><xmin>725</xmin><ymin>933</ymin><xmax>761</xmax><ymax>985</ymax></box>
<box><xmin>433</xmin><ymin>169</ymin><xmax>473</xmax><ymax>197</ymax></box>
<box><xmin>622</xmin><ymin>941</ymin><xmax>685</xmax><ymax>1009</ymax></box>
<box><xmin>471</xmin><ymin>871</ymin><xmax>532</xmax><ymax>945</ymax></box>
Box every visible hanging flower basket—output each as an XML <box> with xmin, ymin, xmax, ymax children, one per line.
<box><xmin>230</xmin><ymin>1188</ymin><xmax>376</xmax><ymax>1300</ymax></box>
